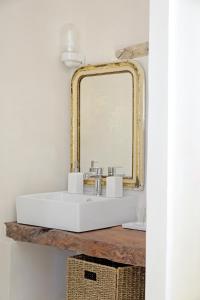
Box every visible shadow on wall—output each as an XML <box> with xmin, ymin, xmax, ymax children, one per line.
<box><xmin>9</xmin><ymin>242</ymin><xmax>74</xmax><ymax>300</ymax></box>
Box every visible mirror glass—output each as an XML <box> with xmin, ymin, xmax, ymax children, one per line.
<box><xmin>80</xmin><ymin>72</ymin><xmax>133</xmax><ymax>177</ymax></box>
<box><xmin>71</xmin><ymin>62</ymin><xmax>145</xmax><ymax>188</ymax></box>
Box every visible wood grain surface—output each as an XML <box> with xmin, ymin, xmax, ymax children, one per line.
<box><xmin>5</xmin><ymin>222</ymin><xmax>145</xmax><ymax>267</ymax></box>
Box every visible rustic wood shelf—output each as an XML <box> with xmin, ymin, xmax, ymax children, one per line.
<box><xmin>5</xmin><ymin>222</ymin><xmax>145</xmax><ymax>267</ymax></box>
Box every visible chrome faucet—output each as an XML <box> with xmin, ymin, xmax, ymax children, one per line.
<box><xmin>84</xmin><ymin>161</ymin><xmax>103</xmax><ymax>196</ymax></box>
<box><xmin>93</xmin><ymin>167</ymin><xmax>103</xmax><ymax>196</ymax></box>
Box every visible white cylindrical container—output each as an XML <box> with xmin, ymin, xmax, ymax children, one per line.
<box><xmin>106</xmin><ymin>176</ymin><xmax>123</xmax><ymax>198</ymax></box>
<box><xmin>68</xmin><ymin>172</ymin><xmax>83</xmax><ymax>194</ymax></box>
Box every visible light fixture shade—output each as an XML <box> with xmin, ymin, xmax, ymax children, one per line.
<box><xmin>61</xmin><ymin>23</ymin><xmax>79</xmax><ymax>53</ymax></box>
<box><xmin>60</xmin><ymin>23</ymin><xmax>84</xmax><ymax>68</ymax></box>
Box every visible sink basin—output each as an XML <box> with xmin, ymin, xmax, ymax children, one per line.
<box><xmin>16</xmin><ymin>191</ymin><xmax>136</xmax><ymax>232</ymax></box>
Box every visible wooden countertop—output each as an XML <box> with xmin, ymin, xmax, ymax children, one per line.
<box><xmin>5</xmin><ymin>222</ymin><xmax>145</xmax><ymax>267</ymax></box>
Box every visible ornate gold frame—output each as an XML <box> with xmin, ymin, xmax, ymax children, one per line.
<box><xmin>71</xmin><ymin>61</ymin><xmax>145</xmax><ymax>189</ymax></box>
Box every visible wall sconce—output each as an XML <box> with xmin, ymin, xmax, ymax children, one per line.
<box><xmin>60</xmin><ymin>23</ymin><xmax>85</xmax><ymax>68</ymax></box>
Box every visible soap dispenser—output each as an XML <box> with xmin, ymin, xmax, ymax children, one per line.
<box><xmin>68</xmin><ymin>163</ymin><xmax>83</xmax><ymax>194</ymax></box>
<box><xmin>106</xmin><ymin>167</ymin><xmax>123</xmax><ymax>198</ymax></box>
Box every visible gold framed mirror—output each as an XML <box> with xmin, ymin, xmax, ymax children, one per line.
<box><xmin>70</xmin><ymin>61</ymin><xmax>145</xmax><ymax>189</ymax></box>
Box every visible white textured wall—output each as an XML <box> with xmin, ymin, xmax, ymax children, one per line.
<box><xmin>167</xmin><ymin>0</ymin><xmax>200</xmax><ymax>299</ymax></box>
<box><xmin>0</xmin><ymin>1</ymin><xmax>149</xmax><ymax>300</ymax></box>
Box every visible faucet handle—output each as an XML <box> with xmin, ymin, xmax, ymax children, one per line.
<box><xmin>89</xmin><ymin>160</ymin><xmax>98</xmax><ymax>172</ymax></box>
<box><xmin>95</xmin><ymin>167</ymin><xmax>103</xmax><ymax>176</ymax></box>
<box><xmin>84</xmin><ymin>167</ymin><xmax>103</xmax><ymax>179</ymax></box>
<box><xmin>108</xmin><ymin>166</ymin><xmax>122</xmax><ymax>176</ymax></box>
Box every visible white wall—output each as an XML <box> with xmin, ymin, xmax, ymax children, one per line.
<box><xmin>0</xmin><ymin>1</ymin><xmax>149</xmax><ymax>299</ymax></box>
<box><xmin>147</xmin><ymin>0</ymin><xmax>200</xmax><ymax>300</ymax></box>
<box><xmin>167</xmin><ymin>0</ymin><xmax>200</xmax><ymax>299</ymax></box>
<box><xmin>146</xmin><ymin>0</ymin><xmax>169</xmax><ymax>299</ymax></box>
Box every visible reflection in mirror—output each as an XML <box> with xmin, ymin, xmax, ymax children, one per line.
<box><xmin>80</xmin><ymin>72</ymin><xmax>133</xmax><ymax>177</ymax></box>
<box><xmin>71</xmin><ymin>62</ymin><xmax>145</xmax><ymax>189</ymax></box>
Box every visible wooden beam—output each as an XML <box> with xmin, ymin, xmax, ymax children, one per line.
<box><xmin>116</xmin><ymin>42</ymin><xmax>149</xmax><ymax>59</ymax></box>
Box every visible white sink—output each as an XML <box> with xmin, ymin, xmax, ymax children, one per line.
<box><xmin>16</xmin><ymin>191</ymin><xmax>135</xmax><ymax>232</ymax></box>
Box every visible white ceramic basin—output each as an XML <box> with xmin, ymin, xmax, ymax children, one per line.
<box><xmin>16</xmin><ymin>191</ymin><xmax>135</xmax><ymax>232</ymax></box>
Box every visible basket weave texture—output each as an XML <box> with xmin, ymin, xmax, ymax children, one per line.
<box><xmin>67</xmin><ymin>255</ymin><xmax>145</xmax><ymax>300</ymax></box>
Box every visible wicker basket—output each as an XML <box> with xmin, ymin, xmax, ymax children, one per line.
<box><xmin>67</xmin><ymin>255</ymin><xmax>145</xmax><ymax>300</ymax></box>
